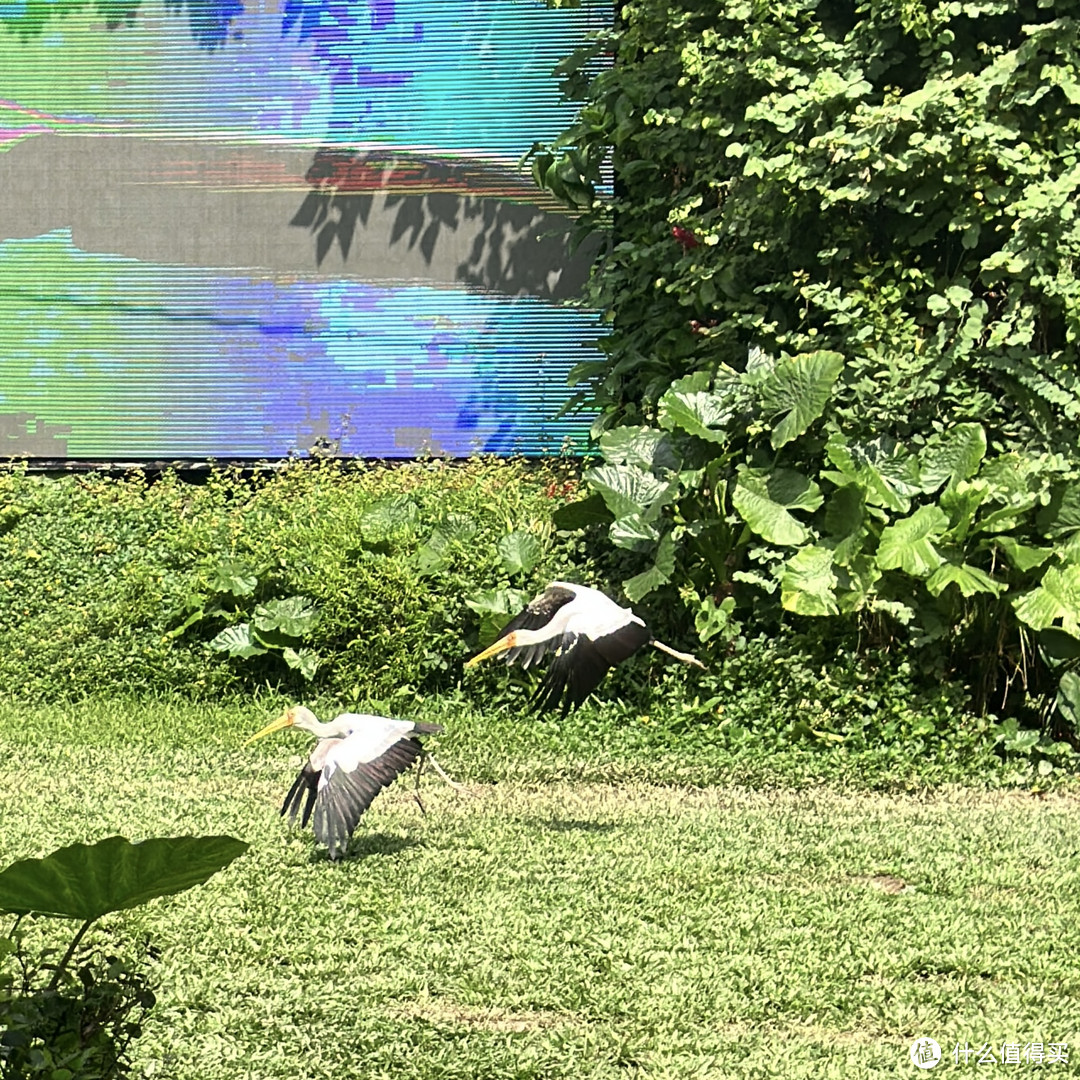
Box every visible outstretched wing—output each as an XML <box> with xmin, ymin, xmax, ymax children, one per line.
<box><xmin>311</xmin><ymin>721</ymin><xmax>435</xmax><ymax>859</ymax></box>
<box><xmin>280</xmin><ymin>737</ymin><xmax>340</xmax><ymax>827</ymax></box>
<box><xmin>533</xmin><ymin>620</ymin><xmax>652</xmax><ymax>716</ymax></box>
<box><xmin>495</xmin><ymin>584</ymin><xmax>577</xmax><ymax>669</ymax></box>
<box><xmin>280</xmin><ymin>762</ymin><xmax>320</xmax><ymax>827</ymax></box>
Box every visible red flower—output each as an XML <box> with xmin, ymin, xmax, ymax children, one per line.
<box><xmin>671</xmin><ymin>225</ymin><xmax>700</xmax><ymax>249</ymax></box>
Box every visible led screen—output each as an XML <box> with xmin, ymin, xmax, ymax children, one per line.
<box><xmin>0</xmin><ymin>0</ymin><xmax>604</xmax><ymax>460</ymax></box>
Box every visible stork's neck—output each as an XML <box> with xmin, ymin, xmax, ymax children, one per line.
<box><xmin>302</xmin><ymin>717</ymin><xmax>354</xmax><ymax>740</ymax></box>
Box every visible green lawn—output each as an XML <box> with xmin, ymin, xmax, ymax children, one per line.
<box><xmin>2</xmin><ymin>701</ymin><xmax>1079</xmax><ymax>1078</ymax></box>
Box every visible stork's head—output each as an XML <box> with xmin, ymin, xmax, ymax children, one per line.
<box><xmin>245</xmin><ymin>704</ymin><xmax>320</xmax><ymax>744</ymax></box>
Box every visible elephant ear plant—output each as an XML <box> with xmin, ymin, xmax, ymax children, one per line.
<box><xmin>0</xmin><ymin>835</ymin><xmax>248</xmax><ymax>1080</ymax></box>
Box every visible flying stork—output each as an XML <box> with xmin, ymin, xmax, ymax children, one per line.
<box><xmin>246</xmin><ymin>706</ymin><xmax>445</xmax><ymax>860</ymax></box>
<box><xmin>465</xmin><ymin>582</ymin><xmax>705</xmax><ymax>715</ymax></box>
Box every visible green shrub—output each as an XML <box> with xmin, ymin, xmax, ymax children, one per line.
<box><xmin>0</xmin><ymin>932</ymin><xmax>155</xmax><ymax>1080</ymax></box>
<box><xmin>0</xmin><ymin>459</ymin><xmax>597</xmax><ymax>703</ymax></box>
<box><xmin>529</xmin><ymin>0</ymin><xmax>1080</xmax><ymax>735</ymax></box>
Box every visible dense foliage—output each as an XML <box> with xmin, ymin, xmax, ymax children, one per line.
<box><xmin>0</xmin><ymin>460</ymin><xmax>602</xmax><ymax>703</ymax></box>
<box><xmin>532</xmin><ymin>0</ymin><xmax>1080</xmax><ymax>734</ymax></box>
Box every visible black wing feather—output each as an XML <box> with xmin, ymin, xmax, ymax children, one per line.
<box><xmin>312</xmin><ymin>738</ymin><xmax>426</xmax><ymax>859</ymax></box>
<box><xmin>280</xmin><ymin>762</ymin><xmax>321</xmax><ymax>827</ymax></box>
<box><xmin>532</xmin><ymin>620</ymin><xmax>653</xmax><ymax>716</ymax></box>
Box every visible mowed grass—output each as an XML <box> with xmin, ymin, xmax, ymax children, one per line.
<box><xmin>2</xmin><ymin>701</ymin><xmax>1080</xmax><ymax>1079</ymax></box>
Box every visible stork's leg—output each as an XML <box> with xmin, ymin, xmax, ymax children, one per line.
<box><xmin>412</xmin><ymin>755</ymin><xmax>428</xmax><ymax>817</ymax></box>
<box><xmin>422</xmin><ymin>751</ymin><xmax>469</xmax><ymax>792</ymax></box>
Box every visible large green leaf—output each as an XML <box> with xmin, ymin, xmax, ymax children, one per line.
<box><xmin>611</xmin><ymin>513</ymin><xmax>661</xmax><ymax>552</ymax></box>
<box><xmin>0</xmin><ymin>836</ymin><xmax>248</xmax><ymax>921</ymax></box>
<box><xmin>586</xmin><ymin>463</ymin><xmax>672</xmax><ymax>519</ymax></box>
<box><xmin>731</xmin><ymin>468</ymin><xmax>811</xmax><ymax>546</ymax></box>
<box><xmin>993</xmin><ymin>536</ymin><xmax>1052</xmax><ymax>572</ymax></box>
<box><xmin>757</xmin><ymin>350</ymin><xmax>844</xmax><ymax>450</ymax></box>
<box><xmin>599</xmin><ymin>426</ymin><xmax>681</xmax><ymax>472</ymax></box>
<box><xmin>876</xmin><ymin>505</ymin><xmax>949</xmax><ymax>577</ymax></box>
<box><xmin>836</xmin><ymin>555</ymin><xmax>882</xmax><ymax>613</ymax></box>
<box><xmin>780</xmin><ymin>546</ymin><xmax>839</xmax><ymax>616</ymax></box>
<box><xmin>926</xmin><ymin>562</ymin><xmax>1005</xmax><ymax>598</ymax></box>
<box><xmin>940</xmin><ymin>479</ymin><xmax>988</xmax><ymax>541</ymax></box>
<box><xmin>656</xmin><ymin>370</ymin><xmax>734</xmax><ymax>443</ymax></box>
<box><xmin>1055</xmin><ymin>670</ymin><xmax>1080</xmax><ymax>730</ymax></box>
<box><xmin>823</xmin><ymin>435</ymin><xmax>921</xmax><ymax>513</ymax></box>
<box><xmin>1013</xmin><ymin>565</ymin><xmax>1080</xmax><ymax>635</ymax></box>
<box><xmin>282</xmin><ymin>647</ymin><xmax>321</xmax><ymax>680</ymax></box>
<box><xmin>497</xmin><ymin>531</ymin><xmax>542</xmax><ymax>576</ymax></box>
<box><xmin>254</xmin><ymin>596</ymin><xmax>320</xmax><ymax>637</ymax></box>
<box><xmin>210</xmin><ymin>558</ymin><xmax>258</xmax><ymax>598</ymax></box>
<box><xmin>209</xmin><ymin>624</ymin><xmax>267</xmax><ymax>658</ymax></box>
<box><xmin>919</xmin><ymin>423</ymin><xmax>987</xmax><ymax>493</ymax></box>
<box><xmin>623</xmin><ymin>531</ymin><xmax>675</xmax><ymax>602</ymax></box>
<box><xmin>359</xmin><ymin>496</ymin><xmax>421</xmax><ymax>538</ymax></box>
<box><xmin>551</xmin><ymin>494</ymin><xmax>614</xmax><ymax>530</ymax></box>
<box><xmin>824</xmin><ymin>484</ymin><xmax>867</xmax><ymax>565</ymax></box>
<box><xmin>465</xmin><ymin>587</ymin><xmax>529</xmax><ymax>647</ymax></box>
<box><xmin>1036</xmin><ymin>483</ymin><xmax>1080</xmax><ymax>537</ymax></box>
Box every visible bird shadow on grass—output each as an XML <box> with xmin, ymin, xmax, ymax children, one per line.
<box><xmin>308</xmin><ymin>833</ymin><xmax>423</xmax><ymax>864</ymax></box>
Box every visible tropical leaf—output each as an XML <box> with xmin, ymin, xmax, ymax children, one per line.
<box><xmin>551</xmin><ymin>493</ymin><xmax>614</xmax><ymax>530</ymax></box>
<box><xmin>835</xmin><ymin>555</ymin><xmax>881</xmax><ymax>613</ymax></box>
<box><xmin>497</xmin><ymin>531</ymin><xmax>542</xmax><ymax>576</ymax></box>
<box><xmin>599</xmin><ymin>426</ymin><xmax>681</xmax><ymax>471</ymax></box>
<box><xmin>208</xmin><ymin>624</ymin><xmax>267</xmax><ymax>658</ymax></box>
<box><xmin>731</xmin><ymin>468</ymin><xmax>810</xmax><ymax>546</ymax></box>
<box><xmin>780</xmin><ymin>546</ymin><xmax>839</xmax><ymax>616</ymax></box>
<box><xmin>823</xmin><ymin>434</ymin><xmax>921</xmax><ymax>513</ymax></box>
<box><xmin>940</xmin><ymin>479</ymin><xmax>988</xmax><ymax>541</ymax></box>
<box><xmin>695</xmin><ymin>594</ymin><xmax>736</xmax><ymax>642</ymax></box>
<box><xmin>610</xmin><ymin>513</ymin><xmax>661</xmax><ymax>552</ymax></box>
<box><xmin>1012</xmin><ymin>564</ymin><xmax>1080</xmax><ymax>635</ymax></box>
<box><xmin>586</xmin><ymin>463</ymin><xmax>673</xmax><ymax>519</ymax></box>
<box><xmin>993</xmin><ymin>536</ymin><xmax>1052</xmax><ymax>572</ymax></box>
<box><xmin>282</xmin><ymin>647</ymin><xmax>321</xmax><ymax>680</ymax></box>
<box><xmin>465</xmin><ymin>587</ymin><xmax>530</xmax><ymax>647</ymax></box>
<box><xmin>359</xmin><ymin>496</ymin><xmax>421</xmax><ymax>538</ymax></box>
<box><xmin>1055</xmin><ymin>670</ymin><xmax>1080</xmax><ymax>729</ymax></box>
<box><xmin>623</xmin><ymin>531</ymin><xmax>675</xmax><ymax>602</ymax></box>
<box><xmin>656</xmin><ymin>370</ymin><xmax>734</xmax><ymax>443</ymax></box>
<box><xmin>876</xmin><ymin>505</ymin><xmax>949</xmax><ymax>577</ymax></box>
<box><xmin>1036</xmin><ymin>482</ymin><xmax>1080</xmax><ymax>537</ymax></box>
<box><xmin>210</xmin><ymin>558</ymin><xmax>258</xmax><ymax>598</ymax></box>
<box><xmin>0</xmin><ymin>836</ymin><xmax>248</xmax><ymax>921</ymax></box>
<box><xmin>926</xmin><ymin>562</ymin><xmax>1005</xmax><ymax>598</ymax></box>
<box><xmin>919</xmin><ymin>423</ymin><xmax>987</xmax><ymax>493</ymax></box>
<box><xmin>756</xmin><ymin>349</ymin><xmax>844</xmax><ymax>450</ymax></box>
<box><xmin>438</xmin><ymin>513</ymin><xmax>479</xmax><ymax>543</ymax></box>
<box><xmin>254</xmin><ymin>596</ymin><xmax>319</xmax><ymax>637</ymax></box>
<box><xmin>824</xmin><ymin>484</ymin><xmax>867</xmax><ymax>565</ymax></box>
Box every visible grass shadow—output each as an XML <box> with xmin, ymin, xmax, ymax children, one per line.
<box><xmin>308</xmin><ymin>833</ymin><xmax>423</xmax><ymax>864</ymax></box>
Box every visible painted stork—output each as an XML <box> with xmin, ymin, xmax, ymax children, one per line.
<box><xmin>247</xmin><ymin>706</ymin><xmax>445</xmax><ymax>859</ymax></box>
<box><xmin>465</xmin><ymin>582</ymin><xmax>705</xmax><ymax>715</ymax></box>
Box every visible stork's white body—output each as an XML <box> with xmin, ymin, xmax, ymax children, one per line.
<box><xmin>248</xmin><ymin>707</ymin><xmax>441</xmax><ymax>860</ymax></box>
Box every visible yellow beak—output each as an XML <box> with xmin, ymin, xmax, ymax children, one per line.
<box><xmin>244</xmin><ymin>710</ymin><xmax>295</xmax><ymax>746</ymax></box>
<box><xmin>464</xmin><ymin>633</ymin><xmax>515</xmax><ymax>668</ymax></box>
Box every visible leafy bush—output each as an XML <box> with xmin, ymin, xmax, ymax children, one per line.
<box><xmin>0</xmin><ymin>836</ymin><xmax>247</xmax><ymax>1079</ymax></box>
<box><xmin>0</xmin><ymin>459</ymin><xmax>596</xmax><ymax>703</ymax></box>
<box><xmin>530</xmin><ymin>0</ymin><xmax>1080</xmax><ymax>733</ymax></box>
